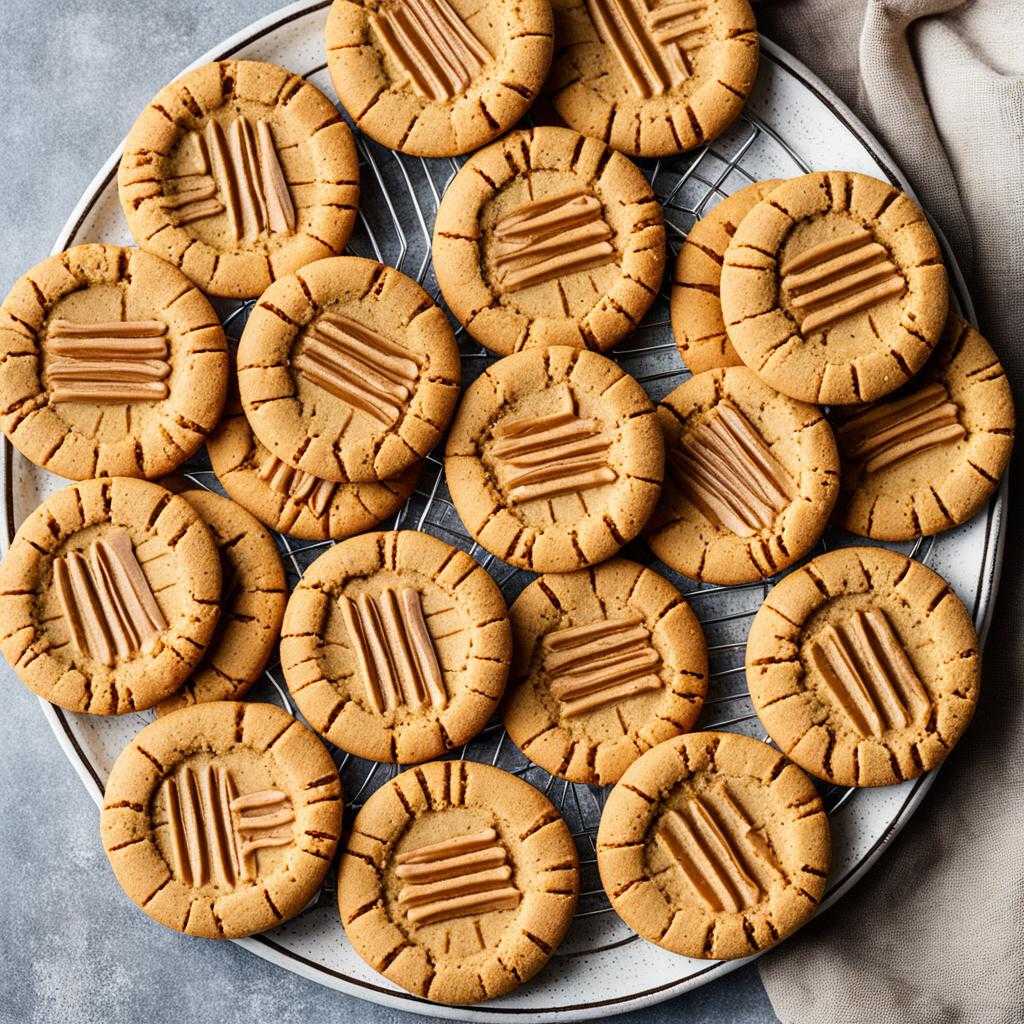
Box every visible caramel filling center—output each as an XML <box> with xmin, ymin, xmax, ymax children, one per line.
<box><xmin>809</xmin><ymin>606</ymin><xmax>931</xmax><ymax>738</ymax></box>
<box><xmin>671</xmin><ymin>400</ymin><xmax>794</xmax><ymax>537</ymax></box>
<box><xmin>53</xmin><ymin>528</ymin><xmax>168</xmax><ymax>667</ymax></box>
<box><xmin>395</xmin><ymin>827</ymin><xmax>521</xmax><ymax>925</ymax></box>
<box><xmin>339</xmin><ymin>586</ymin><xmax>447</xmax><ymax>714</ymax></box>
<box><xmin>542</xmin><ymin>613</ymin><xmax>662</xmax><ymax>717</ymax></box>
<box><xmin>493</xmin><ymin>190</ymin><xmax>616</xmax><ymax>293</ymax></box>
<box><xmin>46</xmin><ymin>319</ymin><xmax>170</xmax><ymax>405</ymax></box>
<box><xmin>586</xmin><ymin>0</ymin><xmax>709</xmax><ymax>98</ymax></box>
<box><xmin>781</xmin><ymin>227</ymin><xmax>906</xmax><ymax>334</ymax></box>
<box><xmin>837</xmin><ymin>382</ymin><xmax>966</xmax><ymax>474</ymax></box>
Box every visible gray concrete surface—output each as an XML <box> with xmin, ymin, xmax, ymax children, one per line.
<box><xmin>0</xmin><ymin>3</ymin><xmax>778</xmax><ymax>1022</ymax></box>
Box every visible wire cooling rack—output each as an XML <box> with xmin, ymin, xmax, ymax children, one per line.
<box><xmin>6</xmin><ymin>7</ymin><xmax>1001</xmax><ymax>1016</ymax></box>
<box><xmin>170</xmin><ymin>107</ymin><xmax>940</xmax><ymax>926</ymax></box>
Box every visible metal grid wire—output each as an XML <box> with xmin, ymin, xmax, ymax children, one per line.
<box><xmin>178</xmin><ymin>110</ymin><xmax>938</xmax><ymax>926</ymax></box>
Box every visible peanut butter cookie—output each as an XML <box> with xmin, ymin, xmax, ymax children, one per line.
<box><xmin>338</xmin><ymin>759</ymin><xmax>578</xmax><ymax>1004</ymax></box>
<box><xmin>237</xmin><ymin>256</ymin><xmax>460</xmax><ymax>484</ymax></box>
<box><xmin>504</xmin><ymin>559</ymin><xmax>708</xmax><ymax>785</ymax></box>
<box><xmin>645</xmin><ymin>366</ymin><xmax>838</xmax><ymax>584</ymax></box>
<box><xmin>720</xmin><ymin>171</ymin><xmax>949</xmax><ymax>405</ymax></box>
<box><xmin>833</xmin><ymin>313</ymin><xmax>1013</xmax><ymax>540</ymax></box>
<box><xmin>598</xmin><ymin>731</ymin><xmax>830</xmax><ymax>959</ymax></box>
<box><xmin>746</xmin><ymin>547</ymin><xmax>981</xmax><ymax>787</ymax></box>
<box><xmin>0</xmin><ymin>478</ymin><xmax>221</xmax><ymax>714</ymax></box>
<box><xmin>445</xmin><ymin>346</ymin><xmax>665</xmax><ymax>573</ymax></box>
<box><xmin>327</xmin><ymin>0</ymin><xmax>553</xmax><ymax>157</ymax></box>
<box><xmin>101</xmin><ymin>701</ymin><xmax>342</xmax><ymax>938</ymax></box>
<box><xmin>546</xmin><ymin>0</ymin><xmax>759</xmax><ymax>158</ymax></box>
<box><xmin>672</xmin><ymin>179</ymin><xmax>784</xmax><ymax>373</ymax></box>
<box><xmin>0</xmin><ymin>244</ymin><xmax>228</xmax><ymax>481</ymax></box>
<box><xmin>208</xmin><ymin>400</ymin><xmax>418</xmax><ymax>541</ymax></box>
<box><xmin>119</xmin><ymin>60</ymin><xmax>359</xmax><ymax>299</ymax></box>
<box><xmin>155</xmin><ymin>491</ymin><xmax>286</xmax><ymax>716</ymax></box>
<box><xmin>433</xmin><ymin>126</ymin><xmax>666</xmax><ymax>355</ymax></box>
<box><xmin>281</xmin><ymin>531</ymin><xmax>511</xmax><ymax>763</ymax></box>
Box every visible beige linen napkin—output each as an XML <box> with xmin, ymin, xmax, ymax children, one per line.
<box><xmin>753</xmin><ymin>2</ymin><xmax>1024</xmax><ymax>1022</ymax></box>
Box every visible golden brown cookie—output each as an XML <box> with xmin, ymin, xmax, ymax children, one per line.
<box><xmin>746</xmin><ymin>547</ymin><xmax>981</xmax><ymax>787</ymax></box>
<box><xmin>833</xmin><ymin>313</ymin><xmax>1014</xmax><ymax>540</ymax></box>
<box><xmin>237</xmin><ymin>256</ymin><xmax>460</xmax><ymax>484</ymax></box>
<box><xmin>281</xmin><ymin>531</ymin><xmax>511</xmax><ymax>763</ymax></box>
<box><xmin>101</xmin><ymin>701</ymin><xmax>342</xmax><ymax>938</ymax></box>
<box><xmin>720</xmin><ymin>171</ymin><xmax>949</xmax><ymax>405</ymax></box>
<box><xmin>155</xmin><ymin>491</ymin><xmax>286</xmax><ymax>716</ymax></box>
<box><xmin>597</xmin><ymin>731</ymin><xmax>830</xmax><ymax>959</ymax></box>
<box><xmin>433</xmin><ymin>126</ymin><xmax>666</xmax><ymax>355</ymax></box>
<box><xmin>671</xmin><ymin>179</ymin><xmax>784</xmax><ymax>373</ymax></box>
<box><xmin>327</xmin><ymin>0</ymin><xmax>554</xmax><ymax>157</ymax></box>
<box><xmin>0</xmin><ymin>478</ymin><xmax>221</xmax><ymax>714</ymax></box>
<box><xmin>119</xmin><ymin>60</ymin><xmax>359</xmax><ymax>299</ymax></box>
<box><xmin>208</xmin><ymin>400</ymin><xmax>418</xmax><ymax>541</ymax></box>
<box><xmin>445</xmin><ymin>346</ymin><xmax>664</xmax><ymax>573</ymax></box>
<box><xmin>338</xmin><ymin>759</ymin><xmax>578</xmax><ymax>1004</ymax></box>
<box><xmin>546</xmin><ymin>0</ymin><xmax>759</xmax><ymax>158</ymax></box>
<box><xmin>0</xmin><ymin>244</ymin><xmax>228</xmax><ymax>481</ymax></box>
<box><xmin>645</xmin><ymin>366</ymin><xmax>838</xmax><ymax>584</ymax></box>
<box><xmin>503</xmin><ymin>559</ymin><xmax>708</xmax><ymax>785</ymax></box>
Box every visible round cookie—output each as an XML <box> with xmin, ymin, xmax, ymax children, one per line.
<box><xmin>445</xmin><ymin>346</ymin><xmax>664</xmax><ymax>573</ymax></box>
<box><xmin>833</xmin><ymin>313</ymin><xmax>1014</xmax><ymax>541</ymax></box>
<box><xmin>504</xmin><ymin>559</ymin><xmax>708</xmax><ymax>786</ymax></box>
<box><xmin>237</xmin><ymin>256</ymin><xmax>460</xmax><ymax>483</ymax></box>
<box><xmin>280</xmin><ymin>530</ymin><xmax>511</xmax><ymax>763</ymax></box>
<box><xmin>433</xmin><ymin>126</ymin><xmax>666</xmax><ymax>355</ymax></box>
<box><xmin>326</xmin><ymin>0</ymin><xmax>553</xmax><ymax>158</ymax></box>
<box><xmin>645</xmin><ymin>366</ymin><xmax>838</xmax><ymax>584</ymax></box>
<box><xmin>155</xmin><ymin>491</ymin><xmax>286</xmax><ymax>716</ymax></box>
<box><xmin>720</xmin><ymin>170</ymin><xmax>949</xmax><ymax>405</ymax></box>
<box><xmin>0</xmin><ymin>244</ymin><xmax>228</xmax><ymax>481</ymax></box>
<box><xmin>546</xmin><ymin>0</ymin><xmax>759</xmax><ymax>158</ymax></box>
<box><xmin>597</xmin><ymin>731</ymin><xmax>830</xmax><ymax>960</ymax></box>
<box><xmin>672</xmin><ymin>179</ymin><xmax>784</xmax><ymax>373</ymax></box>
<box><xmin>338</xmin><ymin>759</ymin><xmax>578</xmax><ymax>1004</ymax></box>
<box><xmin>119</xmin><ymin>60</ymin><xmax>359</xmax><ymax>300</ymax></box>
<box><xmin>101</xmin><ymin>701</ymin><xmax>342</xmax><ymax>938</ymax></box>
<box><xmin>746</xmin><ymin>547</ymin><xmax>981</xmax><ymax>787</ymax></box>
<box><xmin>208</xmin><ymin>401</ymin><xmax>418</xmax><ymax>541</ymax></box>
<box><xmin>0</xmin><ymin>478</ymin><xmax>221</xmax><ymax>714</ymax></box>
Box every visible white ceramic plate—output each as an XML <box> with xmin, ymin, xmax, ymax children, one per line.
<box><xmin>0</xmin><ymin>2</ymin><xmax>1007</xmax><ymax>1021</ymax></box>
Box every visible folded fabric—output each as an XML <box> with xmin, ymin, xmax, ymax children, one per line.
<box><xmin>755</xmin><ymin>3</ymin><xmax>1024</xmax><ymax>1022</ymax></box>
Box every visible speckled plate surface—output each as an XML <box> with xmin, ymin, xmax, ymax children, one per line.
<box><xmin>0</xmin><ymin>1</ymin><xmax>1007</xmax><ymax>1020</ymax></box>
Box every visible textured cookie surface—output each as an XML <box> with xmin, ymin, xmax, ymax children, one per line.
<box><xmin>0</xmin><ymin>478</ymin><xmax>221</xmax><ymax>714</ymax></box>
<box><xmin>746</xmin><ymin>547</ymin><xmax>981</xmax><ymax>787</ymax></box>
<box><xmin>672</xmin><ymin>179</ymin><xmax>783</xmax><ymax>373</ymax></box>
<box><xmin>238</xmin><ymin>256</ymin><xmax>460</xmax><ymax>483</ymax></box>
<box><xmin>119</xmin><ymin>60</ymin><xmax>359</xmax><ymax>299</ymax></box>
<box><xmin>338</xmin><ymin>760</ymin><xmax>578</xmax><ymax>1004</ymax></box>
<box><xmin>504</xmin><ymin>559</ymin><xmax>708</xmax><ymax>785</ymax></box>
<box><xmin>547</xmin><ymin>0</ymin><xmax>759</xmax><ymax>158</ymax></box>
<box><xmin>433</xmin><ymin>126</ymin><xmax>666</xmax><ymax>355</ymax></box>
<box><xmin>833</xmin><ymin>313</ymin><xmax>1014</xmax><ymax>541</ymax></box>
<box><xmin>645</xmin><ymin>366</ymin><xmax>838</xmax><ymax>584</ymax></box>
<box><xmin>101</xmin><ymin>701</ymin><xmax>342</xmax><ymax>938</ymax></box>
<box><xmin>155</xmin><ymin>491</ymin><xmax>286</xmax><ymax>715</ymax></box>
<box><xmin>327</xmin><ymin>0</ymin><xmax>553</xmax><ymax>157</ymax></box>
<box><xmin>281</xmin><ymin>531</ymin><xmax>511</xmax><ymax>763</ymax></box>
<box><xmin>0</xmin><ymin>244</ymin><xmax>228</xmax><ymax>481</ymax></box>
<box><xmin>208</xmin><ymin>400</ymin><xmax>417</xmax><ymax>540</ymax></box>
<box><xmin>720</xmin><ymin>171</ymin><xmax>949</xmax><ymax>404</ymax></box>
<box><xmin>446</xmin><ymin>346</ymin><xmax>664</xmax><ymax>573</ymax></box>
<box><xmin>597</xmin><ymin>731</ymin><xmax>830</xmax><ymax>959</ymax></box>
